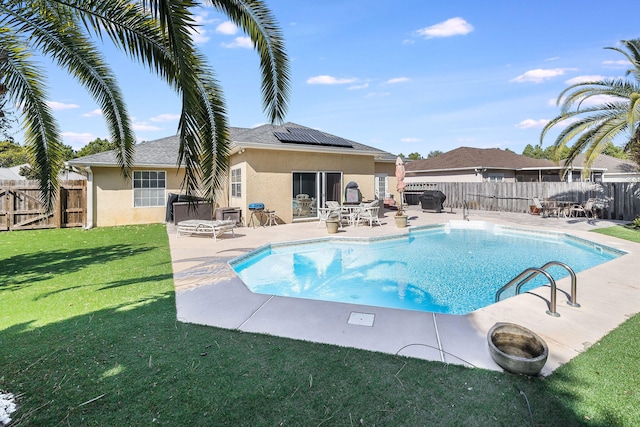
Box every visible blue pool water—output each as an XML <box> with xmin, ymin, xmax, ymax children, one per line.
<box><xmin>230</xmin><ymin>223</ymin><xmax>624</xmax><ymax>314</ymax></box>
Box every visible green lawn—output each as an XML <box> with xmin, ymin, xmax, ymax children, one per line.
<box><xmin>591</xmin><ymin>222</ymin><xmax>640</xmax><ymax>243</ymax></box>
<box><xmin>1</xmin><ymin>224</ymin><xmax>639</xmax><ymax>425</ymax></box>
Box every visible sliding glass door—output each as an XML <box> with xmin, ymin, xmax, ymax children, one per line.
<box><xmin>292</xmin><ymin>172</ymin><xmax>342</xmax><ymax>220</ymax></box>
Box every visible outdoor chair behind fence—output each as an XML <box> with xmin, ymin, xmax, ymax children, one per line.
<box><xmin>570</xmin><ymin>198</ymin><xmax>597</xmax><ymax>218</ymax></box>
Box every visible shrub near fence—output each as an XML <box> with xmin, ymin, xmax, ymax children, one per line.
<box><xmin>406</xmin><ymin>182</ymin><xmax>640</xmax><ymax>221</ymax></box>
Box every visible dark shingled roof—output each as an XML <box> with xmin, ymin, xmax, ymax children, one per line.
<box><xmin>405</xmin><ymin>147</ymin><xmax>557</xmax><ymax>172</ymax></box>
<box><xmin>67</xmin><ymin>122</ymin><xmax>395</xmax><ymax>167</ymax></box>
<box><xmin>563</xmin><ymin>153</ymin><xmax>639</xmax><ymax>173</ymax></box>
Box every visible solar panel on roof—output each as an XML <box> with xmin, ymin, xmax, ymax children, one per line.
<box><xmin>273</xmin><ymin>127</ymin><xmax>354</xmax><ymax>148</ymax></box>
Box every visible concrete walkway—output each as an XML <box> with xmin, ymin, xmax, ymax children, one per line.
<box><xmin>168</xmin><ymin>206</ymin><xmax>640</xmax><ymax>376</ymax></box>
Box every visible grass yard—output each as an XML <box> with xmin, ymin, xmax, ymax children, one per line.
<box><xmin>591</xmin><ymin>222</ymin><xmax>640</xmax><ymax>243</ymax></box>
<box><xmin>1</xmin><ymin>224</ymin><xmax>639</xmax><ymax>425</ymax></box>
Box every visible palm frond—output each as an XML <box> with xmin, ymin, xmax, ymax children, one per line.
<box><xmin>208</xmin><ymin>0</ymin><xmax>290</xmax><ymax>123</ymax></box>
<box><xmin>0</xmin><ymin>31</ymin><xmax>62</xmax><ymax>210</ymax></box>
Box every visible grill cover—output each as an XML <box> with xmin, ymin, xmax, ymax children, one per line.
<box><xmin>419</xmin><ymin>190</ymin><xmax>446</xmax><ymax>213</ymax></box>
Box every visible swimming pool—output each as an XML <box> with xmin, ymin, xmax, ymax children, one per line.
<box><xmin>229</xmin><ymin>221</ymin><xmax>625</xmax><ymax>315</ymax></box>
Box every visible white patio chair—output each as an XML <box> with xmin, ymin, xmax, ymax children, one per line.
<box><xmin>357</xmin><ymin>205</ymin><xmax>381</xmax><ymax>227</ymax></box>
<box><xmin>316</xmin><ymin>206</ymin><xmax>342</xmax><ymax>228</ymax></box>
<box><xmin>350</xmin><ymin>201</ymin><xmax>380</xmax><ymax>227</ymax></box>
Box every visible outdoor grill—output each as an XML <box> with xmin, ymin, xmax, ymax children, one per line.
<box><xmin>419</xmin><ymin>190</ymin><xmax>446</xmax><ymax>213</ymax></box>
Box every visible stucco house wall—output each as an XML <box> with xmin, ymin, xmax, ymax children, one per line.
<box><xmin>91</xmin><ymin>166</ymin><xmax>184</xmax><ymax>227</ymax></box>
<box><xmin>230</xmin><ymin>149</ymin><xmax>381</xmax><ymax>224</ymax></box>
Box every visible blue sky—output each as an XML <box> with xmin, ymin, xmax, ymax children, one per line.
<box><xmin>24</xmin><ymin>0</ymin><xmax>638</xmax><ymax>156</ymax></box>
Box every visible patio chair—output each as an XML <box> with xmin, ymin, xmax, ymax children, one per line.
<box><xmin>176</xmin><ymin>219</ymin><xmax>236</xmax><ymax>240</ymax></box>
<box><xmin>350</xmin><ymin>201</ymin><xmax>381</xmax><ymax>227</ymax></box>
<box><xmin>570</xmin><ymin>198</ymin><xmax>596</xmax><ymax>218</ymax></box>
<box><xmin>531</xmin><ymin>197</ymin><xmax>543</xmax><ymax>215</ymax></box>
<box><xmin>357</xmin><ymin>205</ymin><xmax>381</xmax><ymax>227</ymax></box>
<box><xmin>316</xmin><ymin>205</ymin><xmax>342</xmax><ymax>228</ymax></box>
<box><xmin>541</xmin><ymin>198</ymin><xmax>560</xmax><ymax>217</ymax></box>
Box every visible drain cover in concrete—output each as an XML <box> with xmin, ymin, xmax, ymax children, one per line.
<box><xmin>348</xmin><ymin>312</ymin><xmax>375</xmax><ymax>326</ymax></box>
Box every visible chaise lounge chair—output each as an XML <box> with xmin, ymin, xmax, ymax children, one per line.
<box><xmin>176</xmin><ymin>219</ymin><xmax>236</xmax><ymax>240</ymax></box>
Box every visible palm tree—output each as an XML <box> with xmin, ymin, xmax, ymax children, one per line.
<box><xmin>0</xmin><ymin>0</ymin><xmax>290</xmax><ymax>210</ymax></box>
<box><xmin>540</xmin><ymin>39</ymin><xmax>640</xmax><ymax>177</ymax></box>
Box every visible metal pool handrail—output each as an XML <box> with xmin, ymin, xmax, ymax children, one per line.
<box><xmin>495</xmin><ymin>261</ymin><xmax>579</xmax><ymax>316</ymax></box>
<box><xmin>495</xmin><ymin>267</ymin><xmax>560</xmax><ymax>317</ymax></box>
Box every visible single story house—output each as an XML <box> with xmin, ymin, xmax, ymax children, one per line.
<box><xmin>404</xmin><ymin>147</ymin><xmax>605</xmax><ymax>183</ymax></box>
<box><xmin>67</xmin><ymin>122</ymin><xmax>397</xmax><ymax>228</ymax></box>
<box><xmin>562</xmin><ymin>154</ymin><xmax>640</xmax><ymax>182</ymax></box>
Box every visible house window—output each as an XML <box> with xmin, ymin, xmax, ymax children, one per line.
<box><xmin>231</xmin><ymin>168</ymin><xmax>241</xmax><ymax>198</ymax></box>
<box><xmin>488</xmin><ymin>173</ymin><xmax>504</xmax><ymax>182</ymax></box>
<box><xmin>133</xmin><ymin>170</ymin><xmax>166</xmax><ymax>207</ymax></box>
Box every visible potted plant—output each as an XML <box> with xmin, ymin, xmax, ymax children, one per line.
<box><xmin>325</xmin><ymin>218</ymin><xmax>340</xmax><ymax>234</ymax></box>
<box><xmin>394</xmin><ymin>208</ymin><xmax>408</xmax><ymax>228</ymax></box>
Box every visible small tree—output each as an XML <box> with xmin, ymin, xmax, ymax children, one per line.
<box><xmin>427</xmin><ymin>150</ymin><xmax>443</xmax><ymax>159</ymax></box>
<box><xmin>76</xmin><ymin>138</ymin><xmax>117</xmax><ymax>157</ymax></box>
<box><xmin>0</xmin><ymin>140</ymin><xmax>27</xmax><ymax>167</ymax></box>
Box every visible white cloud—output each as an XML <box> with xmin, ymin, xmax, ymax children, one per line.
<box><xmin>307</xmin><ymin>75</ymin><xmax>358</xmax><ymax>85</ymax></box>
<box><xmin>221</xmin><ymin>36</ymin><xmax>253</xmax><ymax>49</ymax></box>
<box><xmin>602</xmin><ymin>59</ymin><xmax>631</xmax><ymax>68</ymax></box>
<box><xmin>132</xmin><ymin>121</ymin><xmax>162</xmax><ymax>132</ymax></box>
<box><xmin>545</xmin><ymin>56</ymin><xmax>560</xmax><ymax>62</ymax></box>
<box><xmin>216</xmin><ymin>21</ymin><xmax>238</xmax><ymax>35</ymax></box>
<box><xmin>416</xmin><ymin>17</ymin><xmax>474</xmax><ymax>39</ymax></box>
<box><xmin>47</xmin><ymin>101</ymin><xmax>79</xmax><ymax>110</ymax></box>
<box><xmin>579</xmin><ymin>94</ymin><xmax>623</xmax><ymax>106</ymax></box>
<box><xmin>61</xmin><ymin>131</ymin><xmax>95</xmax><ymax>147</ymax></box>
<box><xmin>401</xmin><ymin>137</ymin><xmax>421</xmax><ymax>143</ymax></box>
<box><xmin>550</xmin><ymin>94</ymin><xmax>623</xmax><ymax>108</ymax></box>
<box><xmin>190</xmin><ymin>27</ymin><xmax>210</xmax><ymax>44</ymax></box>
<box><xmin>150</xmin><ymin>113</ymin><xmax>180</xmax><ymax>122</ymax></box>
<box><xmin>565</xmin><ymin>75</ymin><xmax>605</xmax><ymax>85</ymax></box>
<box><xmin>510</xmin><ymin>68</ymin><xmax>575</xmax><ymax>83</ymax></box>
<box><xmin>82</xmin><ymin>109</ymin><xmax>102</xmax><ymax>117</ymax></box>
<box><xmin>402</xmin><ymin>39</ymin><xmax>415</xmax><ymax>45</ymax></box>
<box><xmin>515</xmin><ymin>119</ymin><xmax>549</xmax><ymax>129</ymax></box>
<box><xmin>364</xmin><ymin>92</ymin><xmax>390</xmax><ymax>98</ymax></box>
<box><xmin>386</xmin><ymin>77</ymin><xmax>410</xmax><ymax>84</ymax></box>
<box><xmin>348</xmin><ymin>83</ymin><xmax>369</xmax><ymax>90</ymax></box>
<box><xmin>188</xmin><ymin>10</ymin><xmax>218</xmax><ymax>44</ymax></box>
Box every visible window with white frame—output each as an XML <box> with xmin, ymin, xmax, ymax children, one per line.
<box><xmin>231</xmin><ymin>168</ymin><xmax>241</xmax><ymax>197</ymax></box>
<box><xmin>133</xmin><ymin>170</ymin><xmax>166</xmax><ymax>207</ymax></box>
<box><xmin>487</xmin><ymin>173</ymin><xmax>504</xmax><ymax>182</ymax></box>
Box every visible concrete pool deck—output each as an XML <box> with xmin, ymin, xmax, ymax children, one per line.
<box><xmin>168</xmin><ymin>206</ymin><xmax>640</xmax><ymax>376</ymax></box>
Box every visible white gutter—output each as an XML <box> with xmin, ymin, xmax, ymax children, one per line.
<box><xmin>84</xmin><ymin>166</ymin><xmax>94</xmax><ymax>229</ymax></box>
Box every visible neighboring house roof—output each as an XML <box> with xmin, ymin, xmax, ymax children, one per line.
<box><xmin>0</xmin><ymin>164</ymin><xmax>85</xmax><ymax>180</ymax></box>
<box><xmin>405</xmin><ymin>147</ymin><xmax>558</xmax><ymax>173</ymax></box>
<box><xmin>0</xmin><ymin>165</ymin><xmax>23</xmax><ymax>180</ymax></box>
<box><xmin>67</xmin><ymin>122</ymin><xmax>396</xmax><ymax>168</ymax></box>
<box><xmin>562</xmin><ymin>153</ymin><xmax>639</xmax><ymax>174</ymax></box>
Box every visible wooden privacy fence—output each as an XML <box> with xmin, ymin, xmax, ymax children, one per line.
<box><xmin>0</xmin><ymin>180</ymin><xmax>86</xmax><ymax>231</ymax></box>
<box><xmin>406</xmin><ymin>181</ymin><xmax>640</xmax><ymax>221</ymax></box>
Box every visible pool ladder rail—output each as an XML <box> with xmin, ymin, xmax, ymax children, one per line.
<box><xmin>495</xmin><ymin>261</ymin><xmax>579</xmax><ymax>317</ymax></box>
